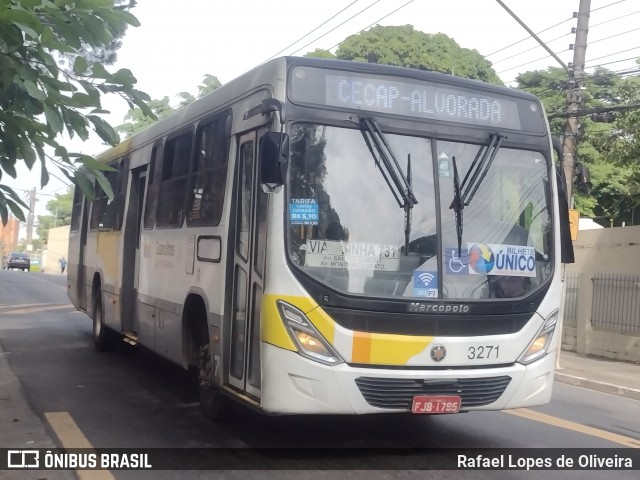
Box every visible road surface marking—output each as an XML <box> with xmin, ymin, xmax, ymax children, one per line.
<box><xmin>45</xmin><ymin>412</ymin><xmax>116</xmax><ymax>480</ymax></box>
<box><xmin>506</xmin><ymin>408</ymin><xmax>640</xmax><ymax>448</ymax></box>
<box><xmin>2</xmin><ymin>304</ymin><xmax>74</xmax><ymax>315</ymax></box>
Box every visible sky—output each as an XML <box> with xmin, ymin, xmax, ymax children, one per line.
<box><xmin>7</xmin><ymin>0</ymin><xmax>640</xmax><ymax>227</ymax></box>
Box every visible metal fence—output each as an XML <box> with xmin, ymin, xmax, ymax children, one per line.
<box><xmin>591</xmin><ymin>273</ymin><xmax>640</xmax><ymax>334</ymax></box>
<box><xmin>562</xmin><ymin>274</ymin><xmax>580</xmax><ymax>328</ymax></box>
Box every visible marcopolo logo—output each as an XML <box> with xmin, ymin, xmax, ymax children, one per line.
<box><xmin>469</xmin><ymin>243</ymin><xmax>495</xmax><ymax>274</ymax></box>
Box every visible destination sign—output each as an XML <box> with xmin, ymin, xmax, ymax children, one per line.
<box><xmin>289</xmin><ymin>66</ymin><xmax>539</xmax><ymax>131</ymax></box>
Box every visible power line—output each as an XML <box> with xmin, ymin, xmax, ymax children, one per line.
<box><xmin>261</xmin><ymin>0</ymin><xmax>361</xmax><ymax>63</ymax></box>
<box><xmin>491</xmin><ymin>31</ymin><xmax>571</xmax><ymax>66</ymax></box>
<box><xmin>588</xmin><ymin>26</ymin><xmax>640</xmax><ymax>45</ymax></box>
<box><xmin>485</xmin><ymin>16</ymin><xmax>574</xmax><ymax>58</ymax></box>
<box><xmin>587</xmin><ymin>56</ymin><xmax>640</xmax><ymax>68</ymax></box>
<box><xmin>590</xmin><ymin>9</ymin><xmax>640</xmax><ymax>28</ymax></box>
<box><xmin>591</xmin><ymin>0</ymin><xmax>627</xmax><ymax>13</ymax></box>
<box><xmin>505</xmin><ymin>64</ymin><xmax>640</xmax><ymax>89</ymax></box>
<box><xmin>325</xmin><ymin>0</ymin><xmax>415</xmax><ymax>52</ymax></box>
<box><xmin>585</xmin><ymin>45</ymin><xmax>640</xmax><ymax>65</ymax></box>
<box><xmin>493</xmin><ymin>10</ymin><xmax>637</xmax><ymax>72</ymax></box>
<box><xmin>288</xmin><ymin>0</ymin><xmax>383</xmax><ymax>56</ymax></box>
<box><xmin>496</xmin><ymin>48</ymin><xmax>566</xmax><ymax>75</ymax></box>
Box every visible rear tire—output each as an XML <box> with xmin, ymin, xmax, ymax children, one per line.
<box><xmin>92</xmin><ymin>293</ymin><xmax>118</xmax><ymax>352</ymax></box>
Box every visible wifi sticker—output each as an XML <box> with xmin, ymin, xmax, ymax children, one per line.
<box><xmin>413</xmin><ymin>271</ymin><xmax>438</xmax><ymax>298</ymax></box>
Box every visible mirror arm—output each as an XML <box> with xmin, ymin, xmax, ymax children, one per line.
<box><xmin>243</xmin><ymin>98</ymin><xmax>286</xmax><ymax>124</ymax></box>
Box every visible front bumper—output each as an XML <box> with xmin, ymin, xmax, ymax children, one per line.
<box><xmin>260</xmin><ymin>342</ymin><xmax>555</xmax><ymax>414</ymax></box>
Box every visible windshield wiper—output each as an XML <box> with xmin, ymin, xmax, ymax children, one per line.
<box><xmin>451</xmin><ymin>156</ymin><xmax>464</xmax><ymax>256</ymax></box>
<box><xmin>359</xmin><ymin>117</ymin><xmax>418</xmax><ymax>255</ymax></box>
<box><xmin>449</xmin><ymin>133</ymin><xmax>505</xmax><ymax>256</ymax></box>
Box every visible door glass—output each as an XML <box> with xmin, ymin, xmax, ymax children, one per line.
<box><xmin>230</xmin><ymin>266</ymin><xmax>248</xmax><ymax>379</ymax></box>
<box><xmin>237</xmin><ymin>141</ymin><xmax>254</xmax><ymax>261</ymax></box>
<box><xmin>247</xmin><ymin>285</ymin><xmax>262</xmax><ymax>388</ymax></box>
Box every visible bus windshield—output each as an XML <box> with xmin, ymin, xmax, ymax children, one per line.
<box><xmin>287</xmin><ymin>123</ymin><xmax>553</xmax><ymax>301</ymax></box>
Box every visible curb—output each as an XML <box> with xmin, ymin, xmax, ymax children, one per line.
<box><xmin>555</xmin><ymin>372</ymin><xmax>640</xmax><ymax>402</ymax></box>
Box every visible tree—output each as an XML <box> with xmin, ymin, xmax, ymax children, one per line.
<box><xmin>178</xmin><ymin>74</ymin><xmax>222</xmax><ymax>106</ymax></box>
<box><xmin>0</xmin><ymin>0</ymin><xmax>152</xmax><ymax>225</ymax></box>
<box><xmin>516</xmin><ymin>63</ymin><xmax>640</xmax><ymax>225</ymax></box>
<box><xmin>78</xmin><ymin>0</ymin><xmax>137</xmax><ymax>65</ymax></box>
<box><xmin>119</xmin><ymin>74</ymin><xmax>223</xmax><ymax>136</ymax></box>
<box><xmin>197</xmin><ymin>74</ymin><xmax>222</xmax><ymax>98</ymax></box>
<box><xmin>115</xmin><ymin>96</ymin><xmax>174</xmax><ymax>137</ymax></box>
<box><xmin>318</xmin><ymin>25</ymin><xmax>502</xmax><ymax>84</ymax></box>
<box><xmin>304</xmin><ymin>48</ymin><xmax>335</xmax><ymax>59</ymax></box>
<box><xmin>36</xmin><ymin>187</ymin><xmax>73</xmax><ymax>243</ymax></box>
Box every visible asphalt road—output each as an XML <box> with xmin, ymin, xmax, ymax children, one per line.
<box><xmin>1</xmin><ymin>269</ymin><xmax>639</xmax><ymax>479</ymax></box>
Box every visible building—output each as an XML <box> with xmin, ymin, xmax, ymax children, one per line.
<box><xmin>44</xmin><ymin>225</ymin><xmax>70</xmax><ymax>274</ymax></box>
<box><xmin>0</xmin><ymin>217</ymin><xmax>20</xmax><ymax>259</ymax></box>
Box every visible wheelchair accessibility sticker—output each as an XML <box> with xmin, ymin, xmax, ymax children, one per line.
<box><xmin>413</xmin><ymin>271</ymin><xmax>438</xmax><ymax>297</ymax></box>
<box><xmin>445</xmin><ymin>248</ymin><xmax>469</xmax><ymax>275</ymax></box>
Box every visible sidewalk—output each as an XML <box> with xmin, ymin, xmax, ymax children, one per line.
<box><xmin>0</xmin><ymin>342</ymin><xmax>75</xmax><ymax>479</ymax></box>
<box><xmin>556</xmin><ymin>350</ymin><xmax>640</xmax><ymax>401</ymax></box>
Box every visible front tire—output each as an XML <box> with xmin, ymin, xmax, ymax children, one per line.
<box><xmin>198</xmin><ymin>343</ymin><xmax>229</xmax><ymax>421</ymax></box>
<box><xmin>92</xmin><ymin>293</ymin><xmax>118</xmax><ymax>352</ymax></box>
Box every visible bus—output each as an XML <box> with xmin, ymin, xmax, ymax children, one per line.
<box><xmin>67</xmin><ymin>57</ymin><xmax>574</xmax><ymax>419</ymax></box>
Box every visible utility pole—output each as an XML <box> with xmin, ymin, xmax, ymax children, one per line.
<box><xmin>26</xmin><ymin>187</ymin><xmax>36</xmax><ymax>249</ymax></box>
<box><xmin>563</xmin><ymin>0</ymin><xmax>591</xmax><ymax>201</ymax></box>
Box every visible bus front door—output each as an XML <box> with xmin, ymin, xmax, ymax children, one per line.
<box><xmin>228</xmin><ymin>129</ymin><xmax>268</xmax><ymax>399</ymax></box>
<box><xmin>121</xmin><ymin>166</ymin><xmax>147</xmax><ymax>336</ymax></box>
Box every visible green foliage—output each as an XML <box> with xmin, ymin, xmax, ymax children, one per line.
<box><xmin>334</xmin><ymin>25</ymin><xmax>502</xmax><ymax>84</ymax></box>
<box><xmin>304</xmin><ymin>48</ymin><xmax>335</xmax><ymax>59</ymax></box>
<box><xmin>118</xmin><ymin>74</ymin><xmax>223</xmax><ymax>136</ymax></box>
<box><xmin>516</xmin><ymin>63</ymin><xmax>640</xmax><ymax>225</ymax></box>
<box><xmin>197</xmin><ymin>74</ymin><xmax>221</xmax><ymax>97</ymax></box>
<box><xmin>115</xmin><ymin>96</ymin><xmax>173</xmax><ymax>137</ymax></box>
<box><xmin>0</xmin><ymin>0</ymin><xmax>151</xmax><ymax>225</ymax></box>
<box><xmin>35</xmin><ymin>186</ymin><xmax>73</xmax><ymax>242</ymax></box>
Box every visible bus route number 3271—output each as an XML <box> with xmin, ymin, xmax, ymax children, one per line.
<box><xmin>411</xmin><ymin>395</ymin><xmax>462</xmax><ymax>414</ymax></box>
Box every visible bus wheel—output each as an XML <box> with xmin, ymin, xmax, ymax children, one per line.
<box><xmin>198</xmin><ymin>344</ymin><xmax>227</xmax><ymax>421</ymax></box>
<box><xmin>93</xmin><ymin>295</ymin><xmax>117</xmax><ymax>352</ymax></box>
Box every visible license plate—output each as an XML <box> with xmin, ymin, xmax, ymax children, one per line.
<box><xmin>411</xmin><ymin>395</ymin><xmax>461</xmax><ymax>414</ymax></box>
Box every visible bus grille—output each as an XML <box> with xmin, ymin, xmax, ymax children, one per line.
<box><xmin>354</xmin><ymin>375</ymin><xmax>512</xmax><ymax>409</ymax></box>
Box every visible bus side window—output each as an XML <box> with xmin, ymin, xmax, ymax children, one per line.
<box><xmin>113</xmin><ymin>157</ymin><xmax>129</xmax><ymax>231</ymax></box>
<box><xmin>156</xmin><ymin>131</ymin><xmax>193</xmax><ymax>228</ymax></box>
<box><xmin>70</xmin><ymin>187</ymin><xmax>83</xmax><ymax>232</ymax></box>
<box><xmin>187</xmin><ymin>114</ymin><xmax>230</xmax><ymax>227</ymax></box>
<box><xmin>144</xmin><ymin>144</ymin><xmax>163</xmax><ymax>229</ymax></box>
<box><xmin>90</xmin><ymin>164</ymin><xmax>119</xmax><ymax>231</ymax></box>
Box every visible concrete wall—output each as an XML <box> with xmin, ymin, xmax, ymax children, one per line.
<box><xmin>562</xmin><ymin>225</ymin><xmax>640</xmax><ymax>362</ymax></box>
<box><xmin>45</xmin><ymin>225</ymin><xmax>70</xmax><ymax>274</ymax></box>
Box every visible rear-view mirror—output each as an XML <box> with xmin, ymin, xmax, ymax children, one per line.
<box><xmin>259</xmin><ymin>132</ymin><xmax>289</xmax><ymax>188</ymax></box>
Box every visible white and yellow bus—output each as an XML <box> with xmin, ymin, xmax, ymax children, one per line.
<box><xmin>68</xmin><ymin>57</ymin><xmax>574</xmax><ymax>419</ymax></box>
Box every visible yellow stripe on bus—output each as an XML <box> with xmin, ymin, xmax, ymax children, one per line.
<box><xmin>353</xmin><ymin>331</ymin><xmax>433</xmax><ymax>365</ymax></box>
<box><xmin>261</xmin><ymin>296</ymin><xmax>433</xmax><ymax>366</ymax></box>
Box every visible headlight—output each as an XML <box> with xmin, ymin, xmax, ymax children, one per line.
<box><xmin>276</xmin><ymin>300</ymin><xmax>343</xmax><ymax>366</ymax></box>
<box><xmin>517</xmin><ymin>309</ymin><xmax>559</xmax><ymax>365</ymax></box>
